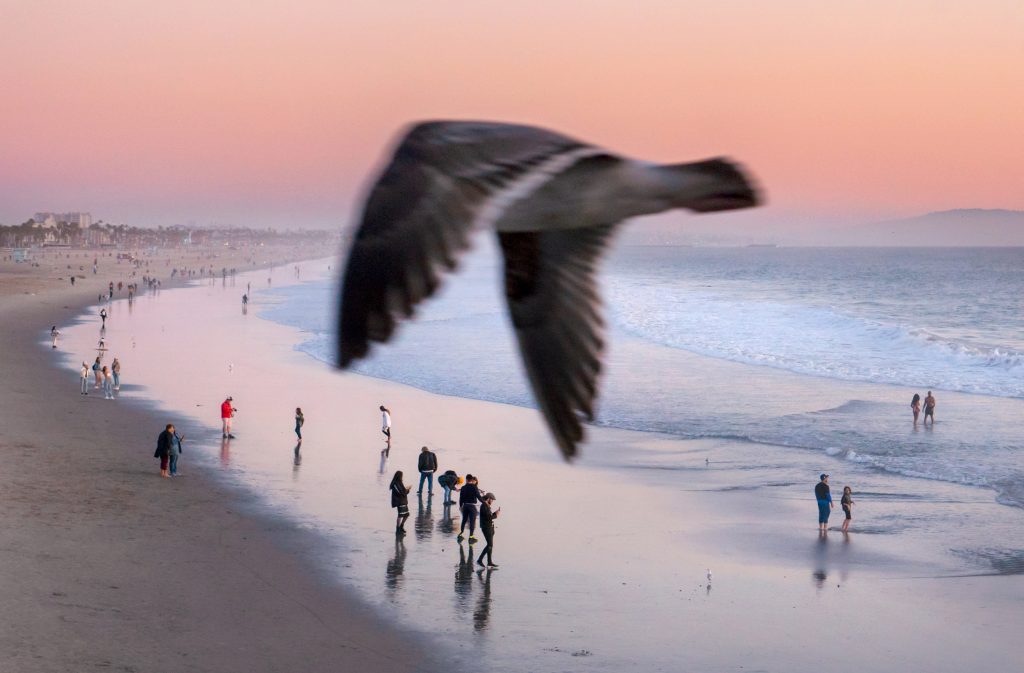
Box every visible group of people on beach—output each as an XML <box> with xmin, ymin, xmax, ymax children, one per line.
<box><xmin>383</xmin><ymin>417</ymin><xmax>501</xmax><ymax>569</ymax></box>
<box><xmin>910</xmin><ymin>391</ymin><xmax>936</xmax><ymax>426</ymax></box>
<box><xmin>814</xmin><ymin>473</ymin><xmax>854</xmax><ymax>533</ymax></box>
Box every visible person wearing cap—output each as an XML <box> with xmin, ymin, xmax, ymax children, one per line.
<box><xmin>814</xmin><ymin>473</ymin><xmax>833</xmax><ymax>531</ymax></box>
<box><xmin>477</xmin><ymin>492</ymin><xmax>500</xmax><ymax>569</ymax></box>
<box><xmin>221</xmin><ymin>396</ymin><xmax>236</xmax><ymax>438</ymax></box>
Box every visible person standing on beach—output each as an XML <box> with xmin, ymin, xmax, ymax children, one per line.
<box><xmin>477</xmin><ymin>493</ymin><xmax>500</xmax><ymax>568</ymax></box>
<box><xmin>155</xmin><ymin>424</ymin><xmax>173</xmax><ymax>478</ymax></box>
<box><xmin>50</xmin><ymin>326</ymin><xmax>60</xmax><ymax>349</ymax></box>
<box><xmin>911</xmin><ymin>393</ymin><xmax>921</xmax><ymax>425</ymax></box>
<box><xmin>99</xmin><ymin>308</ymin><xmax>107</xmax><ymax>327</ymax></box>
<box><xmin>92</xmin><ymin>357</ymin><xmax>102</xmax><ymax>389</ymax></box>
<box><xmin>458</xmin><ymin>474</ymin><xmax>483</xmax><ymax>543</ymax></box>
<box><xmin>102</xmin><ymin>366</ymin><xmax>114</xmax><ymax>399</ymax></box>
<box><xmin>294</xmin><ymin>407</ymin><xmax>304</xmax><ymax>441</ymax></box>
<box><xmin>380</xmin><ymin>405</ymin><xmax>392</xmax><ymax>455</ymax></box>
<box><xmin>923</xmin><ymin>391</ymin><xmax>936</xmax><ymax>426</ymax></box>
<box><xmin>79</xmin><ymin>362</ymin><xmax>90</xmax><ymax>395</ymax></box>
<box><xmin>389</xmin><ymin>470</ymin><xmax>411</xmax><ymax>535</ymax></box>
<box><xmin>221</xmin><ymin>396</ymin><xmax>236</xmax><ymax>438</ymax></box>
<box><xmin>111</xmin><ymin>358</ymin><xmax>121</xmax><ymax>391</ymax></box>
<box><xmin>815</xmin><ymin>473</ymin><xmax>833</xmax><ymax>531</ymax></box>
<box><xmin>416</xmin><ymin>446</ymin><xmax>438</xmax><ymax>496</ymax></box>
<box><xmin>841</xmin><ymin>486</ymin><xmax>854</xmax><ymax>532</ymax></box>
<box><xmin>168</xmin><ymin>427</ymin><xmax>184</xmax><ymax>476</ymax></box>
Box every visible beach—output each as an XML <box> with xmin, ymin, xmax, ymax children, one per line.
<box><xmin>0</xmin><ymin>244</ymin><xmax>438</xmax><ymax>673</ymax></box>
<box><xmin>29</xmin><ymin>250</ymin><xmax>1024</xmax><ymax>672</ymax></box>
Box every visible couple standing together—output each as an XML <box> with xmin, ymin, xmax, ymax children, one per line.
<box><xmin>911</xmin><ymin>391</ymin><xmax>936</xmax><ymax>426</ymax></box>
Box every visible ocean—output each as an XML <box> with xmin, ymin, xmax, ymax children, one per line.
<box><xmin>261</xmin><ymin>244</ymin><xmax>1024</xmax><ymax>509</ymax></box>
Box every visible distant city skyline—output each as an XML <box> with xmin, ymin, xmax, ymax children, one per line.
<box><xmin>2</xmin><ymin>2</ymin><xmax>1022</xmax><ymax>241</ymax></box>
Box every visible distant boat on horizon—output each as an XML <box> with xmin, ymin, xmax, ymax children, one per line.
<box><xmin>746</xmin><ymin>243</ymin><xmax>778</xmax><ymax>248</ymax></box>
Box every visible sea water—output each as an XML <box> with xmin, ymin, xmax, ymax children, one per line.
<box><xmin>260</xmin><ymin>244</ymin><xmax>1024</xmax><ymax>509</ymax></box>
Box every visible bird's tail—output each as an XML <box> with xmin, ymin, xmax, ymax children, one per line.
<box><xmin>671</xmin><ymin>158</ymin><xmax>760</xmax><ymax>213</ymax></box>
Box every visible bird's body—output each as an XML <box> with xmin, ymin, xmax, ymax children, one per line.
<box><xmin>338</xmin><ymin>121</ymin><xmax>761</xmax><ymax>458</ymax></box>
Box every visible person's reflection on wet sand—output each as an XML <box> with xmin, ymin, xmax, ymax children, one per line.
<box><xmin>293</xmin><ymin>441</ymin><xmax>302</xmax><ymax>475</ymax></box>
<box><xmin>378</xmin><ymin>449</ymin><xmax>388</xmax><ymax>476</ymax></box>
<box><xmin>455</xmin><ymin>543</ymin><xmax>475</xmax><ymax>608</ymax></box>
<box><xmin>438</xmin><ymin>501</ymin><xmax>457</xmax><ymax>536</ymax></box>
<box><xmin>415</xmin><ymin>494</ymin><xmax>434</xmax><ymax>541</ymax></box>
<box><xmin>220</xmin><ymin>436</ymin><xmax>231</xmax><ymax>467</ymax></box>
<box><xmin>386</xmin><ymin>537</ymin><xmax>407</xmax><ymax>596</ymax></box>
<box><xmin>473</xmin><ymin>568</ymin><xmax>494</xmax><ymax>632</ymax></box>
<box><xmin>812</xmin><ymin>529</ymin><xmax>828</xmax><ymax>589</ymax></box>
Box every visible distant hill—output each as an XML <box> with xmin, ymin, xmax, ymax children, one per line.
<box><xmin>840</xmin><ymin>209</ymin><xmax>1024</xmax><ymax>246</ymax></box>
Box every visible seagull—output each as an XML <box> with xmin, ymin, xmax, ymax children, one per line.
<box><xmin>337</xmin><ymin>121</ymin><xmax>761</xmax><ymax>458</ymax></box>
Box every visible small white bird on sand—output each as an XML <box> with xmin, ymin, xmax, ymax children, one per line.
<box><xmin>707</xmin><ymin>569</ymin><xmax>713</xmax><ymax>584</ymax></box>
<box><xmin>337</xmin><ymin>121</ymin><xmax>761</xmax><ymax>459</ymax></box>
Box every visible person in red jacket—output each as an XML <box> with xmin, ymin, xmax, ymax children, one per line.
<box><xmin>221</xmin><ymin>396</ymin><xmax>236</xmax><ymax>438</ymax></box>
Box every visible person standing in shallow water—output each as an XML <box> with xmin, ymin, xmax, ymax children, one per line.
<box><xmin>814</xmin><ymin>473</ymin><xmax>833</xmax><ymax>532</ymax></box>
<box><xmin>294</xmin><ymin>407</ymin><xmax>304</xmax><ymax>441</ymax></box>
<box><xmin>923</xmin><ymin>391</ymin><xmax>936</xmax><ymax>426</ymax></box>
<box><xmin>841</xmin><ymin>486</ymin><xmax>854</xmax><ymax>532</ymax></box>
<box><xmin>390</xmin><ymin>470</ymin><xmax>411</xmax><ymax>535</ymax></box>
<box><xmin>910</xmin><ymin>393</ymin><xmax>921</xmax><ymax>425</ymax></box>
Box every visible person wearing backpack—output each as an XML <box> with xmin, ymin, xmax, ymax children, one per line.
<box><xmin>416</xmin><ymin>446</ymin><xmax>438</xmax><ymax>496</ymax></box>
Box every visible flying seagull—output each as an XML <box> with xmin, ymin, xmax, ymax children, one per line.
<box><xmin>337</xmin><ymin>121</ymin><xmax>760</xmax><ymax>458</ymax></box>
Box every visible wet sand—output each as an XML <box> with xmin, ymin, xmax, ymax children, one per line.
<box><xmin>0</xmin><ymin>246</ymin><xmax>438</xmax><ymax>672</ymax></box>
<box><xmin>53</xmin><ymin>258</ymin><xmax>1024</xmax><ymax>672</ymax></box>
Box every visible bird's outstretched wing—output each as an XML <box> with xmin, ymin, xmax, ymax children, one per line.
<box><xmin>499</xmin><ymin>224</ymin><xmax>617</xmax><ymax>459</ymax></box>
<box><xmin>338</xmin><ymin>121</ymin><xmax>596</xmax><ymax>367</ymax></box>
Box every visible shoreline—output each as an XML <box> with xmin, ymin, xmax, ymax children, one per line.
<box><xmin>0</xmin><ymin>246</ymin><xmax>440</xmax><ymax>672</ymax></box>
<box><xmin>51</xmin><ymin>257</ymin><xmax>1024</xmax><ymax>672</ymax></box>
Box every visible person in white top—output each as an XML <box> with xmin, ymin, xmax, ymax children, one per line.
<box><xmin>79</xmin><ymin>362</ymin><xmax>90</xmax><ymax>395</ymax></box>
<box><xmin>380</xmin><ymin>405</ymin><xmax>392</xmax><ymax>455</ymax></box>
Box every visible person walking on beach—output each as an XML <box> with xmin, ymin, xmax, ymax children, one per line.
<box><xmin>389</xmin><ymin>470</ymin><xmax>411</xmax><ymax>535</ymax></box>
<box><xmin>294</xmin><ymin>407</ymin><xmax>304</xmax><ymax>441</ymax></box>
<box><xmin>417</xmin><ymin>446</ymin><xmax>438</xmax><ymax>496</ymax></box>
<box><xmin>477</xmin><ymin>493</ymin><xmax>500</xmax><ymax>568</ymax></box>
<box><xmin>92</xmin><ymin>357</ymin><xmax>102</xmax><ymax>389</ymax></box>
<box><xmin>221</xmin><ymin>396</ymin><xmax>236</xmax><ymax>438</ymax></box>
<box><xmin>111</xmin><ymin>358</ymin><xmax>121</xmax><ymax>391</ymax></box>
<box><xmin>841</xmin><ymin>486</ymin><xmax>854</xmax><ymax>532</ymax></box>
<box><xmin>380</xmin><ymin>405</ymin><xmax>392</xmax><ymax>454</ymax></box>
<box><xmin>438</xmin><ymin>470</ymin><xmax>461</xmax><ymax>505</ymax></box>
<box><xmin>458</xmin><ymin>474</ymin><xmax>483</xmax><ymax>543</ymax></box>
<box><xmin>102</xmin><ymin>366</ymin><xmax>114</xmax><ymax>399</ymax></box>
<box><xmin>99</xmin><ymin>308</ymin><xmax>107</xmax><ymax>327</ymax></box>
<box><xmin>910</xmin><ymin>393</ymin><xmax>921</xmax><ymax>425</ymax></box>
<box><xmin>923</xmin><ymin>391</ymin><xmax>936</xmax><ymax>426</ymax></box>
<box><xmin>815</xmin><ymin>473</ymin><xmax>833</xmax><ymax>532</ymax></box>
<box><xmin>168</xmin><ymin>427</ymin><xmax>184</xmax><ymax>476</ymax></box>
<box><xmin>155</xmin><ymin>424</ymin><xmax>174</xmax><ymax>478</ymax></box>
<box><xmin>79</xmin><ymin>362</ymin><xmax>90</xmax><ymax>395</ymax></box>
<box><xmin>50</xmin><ymin>326</ymin><xmax>60</xmax><ymax>349</ymax></box>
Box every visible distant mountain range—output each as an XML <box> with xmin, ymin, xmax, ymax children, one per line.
<box><xmin>839</xmin><ymin>209</ymin><xmax>1024</xmax><ymax>246</ymax></box>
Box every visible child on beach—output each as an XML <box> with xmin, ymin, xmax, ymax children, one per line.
<box><xmin>294</xmin><ymin>407</ymin><xmax>304</xmax><ymax>441</ymax></box>
<box><xmin>841</xmin><ymin>486</ymin><xmax>854</xmax><ymax>532</ymax></box>
<box><xmin>389</xmin><ymin>470</ymin><xmax>411</xmax><ymax>535</ymax></box>
<box><xmin>50</xmin><ymin>326</ymin><xmax>59</xmax><ymax>348</ymax></box>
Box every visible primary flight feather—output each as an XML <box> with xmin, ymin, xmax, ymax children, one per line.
<box><xmin>337</xmin><ymin>121</ymin><xmax>761</xmax><ymax>458</ymax></box>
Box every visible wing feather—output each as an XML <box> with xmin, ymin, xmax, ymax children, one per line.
<box><xmin>337</xmin><ymin>121</ymin><xmax>592</xmax><ymax>367</ymax></box>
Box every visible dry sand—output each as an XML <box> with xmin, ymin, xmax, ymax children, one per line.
<box><xmin>0</xmin><ymin>244</ymin><xmax>437</xmax><ymax>673</ymax></box>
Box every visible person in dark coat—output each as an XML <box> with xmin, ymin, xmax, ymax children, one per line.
<box><xmin>477</xmin><ymin>493</ymin><xmax>501</xmax><ymax>569</ymax></box>
<box><xmin>416</xmin><ymin>445</ymin><xmax>438</xmax><ymax>496</ymax></box>
<box><xmin>390</xmin><ymin>470</ymin><xmax>411</xmax><ymax>535</ymax></box>
<box><xmin>155</xmin><ymin>424</ymin><xmax>174</xmax><ymax>478</ymax></box>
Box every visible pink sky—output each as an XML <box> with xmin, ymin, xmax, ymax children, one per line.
<box><xmin>1</xmin><ymin>1</ymin><xmax>1021</xmax><ymax>229</ymax></box>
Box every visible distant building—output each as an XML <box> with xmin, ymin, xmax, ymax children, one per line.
<box><xmin>33</xmin><ymin>211</ymin><xmax>92</xmax><ymax>228</ymax></box>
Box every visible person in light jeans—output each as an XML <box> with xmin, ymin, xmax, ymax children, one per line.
<box><xmin>102</xmin><ymin>366</ymin><xmax>115</xmax><ymax>400</ymax></box>
<box><xmin>79</xmin><ymin>362</ymin><xmax>90</xmax><ymax>395</ymax></box>
<box><xmin>111</xmin><ymin>358</ymin><xmax>121</xmax><ymax>390</ymax></box>
<box><xmin>168</xmin><ymin>429</ymin><xmax>184</xmax><ymax>476</ymax></box>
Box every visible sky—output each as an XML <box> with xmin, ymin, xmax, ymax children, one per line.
<box><xmin>1</xmin><ymin>1</ymin><xmax>1022</xmax><ymax>235</ymax></box>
